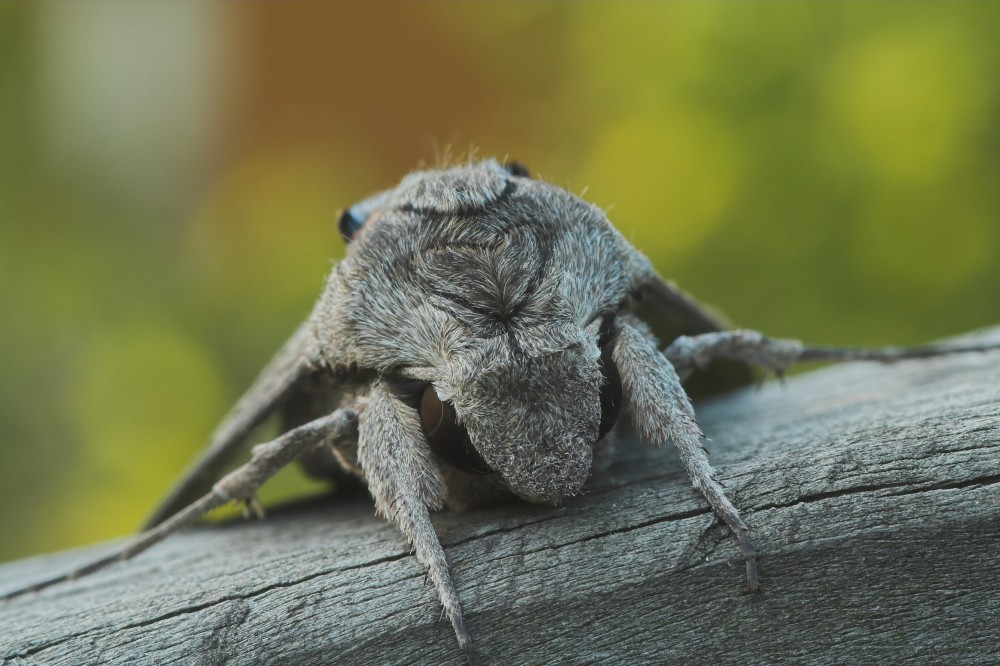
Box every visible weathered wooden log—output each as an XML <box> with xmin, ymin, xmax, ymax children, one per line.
<box><xmin>2</xmin><ymin>328</ymin><xmax>998</xmax><ymax>665</ymax></box>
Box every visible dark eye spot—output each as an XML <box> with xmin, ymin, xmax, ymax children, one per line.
<box><xmin>597</xmin><ymin>316</ymin><xmax>622</xmax><ymax>440</ymax></box>
<box><xmin>338</xmin><ymin>208</ymin><xmax>366</xmax><ymax>242</ymax></box>
<box><xmin>504</xmin><ymin>161</ymin><xmax>530</xmax><ymax>178</ymax></box>
<box><xmin>420</xmin><ymin>385</ymin><xmax>493</xmax><ymax>474</ymax></box>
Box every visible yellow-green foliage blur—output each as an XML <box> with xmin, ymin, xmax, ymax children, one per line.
<box><xmin>2</xmin><ymin>3</ymin><xmax>999</xmax><ymax>562</ymax></box>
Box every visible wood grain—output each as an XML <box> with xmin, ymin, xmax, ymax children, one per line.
<box><xmin>2</xmin><ymin>329</ymin><xmax>998</xmax><ymax>665</ymax></box>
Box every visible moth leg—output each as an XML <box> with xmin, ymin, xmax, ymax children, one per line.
<box><xmin>286</xmin><ymin>379</ymin><xmax>367</xmax><ymax>486</ymax></box>
<box><xmin>357</xmin><ymin>381</ymin><xmax>480</xmax><ymax>664</ymax></box>
<box><xmin>612</xmin><ymin>321</ymin><xmax>759</xmax><ymax>590</ymax></box>
<box><xmin>144</xmin><ymin>321</ymin><xmax>321</xmax><ymax>529</ymax></box>
<box><xmin>1</xmin><ymin>409</ymin><xmax>358</xmax><ymax>601</ymax></box>
<box><xmin>628</xmin><ymin>270</ymin><xmax>757</xmax><ymax>395</ymax></box>
<box><xmin>665</xmin><ymin>330</ymin><xmax>803</xmax><ymax>382</ymax></box>
<box><xmin>665</xmin><ymin>329</ymin><xmax>1000</xmax><ymax>382</ymax></box>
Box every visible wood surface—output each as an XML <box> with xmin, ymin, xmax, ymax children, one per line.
<box><xmin>2</xmin><ymin>328</ymin><xmax>998</xmax><ymax>665</ymax></box>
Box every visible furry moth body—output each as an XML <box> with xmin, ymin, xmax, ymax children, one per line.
<box><xmin>6</xmin><ymin>159</ymin><xmax>999</xmax><ymax>664</ymax></box>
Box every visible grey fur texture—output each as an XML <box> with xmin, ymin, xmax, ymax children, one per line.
<box><xmin>309</xmin><ymin>160</ymin><xmax>643</xmax><ymax>510</ymax></box>
<box><xmin>6</xmin><ymin>158</ymin><xmax>999</xmax><ymax>665</ymax></box>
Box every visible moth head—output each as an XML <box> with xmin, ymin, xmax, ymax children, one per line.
<box><xmin>338</xmin><ymin>190</ymin><xmax>391</xmax><ymax>243</ymax></box>
<box><xmin>417</xmin><ymin>318</ymin><xmax>622</xmax><ymax>505</ymax></box>
<box><xmin>337</xmin><ymin>159</ymin><xmax>531</xmax><ymax>244</ymax></box>
<box><xmin>331</xmin><ymin>159</ymin><xmax>629</xmax><ymax>503</ymax></box>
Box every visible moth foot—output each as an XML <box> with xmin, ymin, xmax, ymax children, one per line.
<box><xmin>242</xmin><ymin>496</ymin><xmax>266</xmax><ymax>520</ymax></box>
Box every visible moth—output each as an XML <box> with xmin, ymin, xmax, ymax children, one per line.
<box><xmin>4</xmin><ymin>159</ymin><xmax>997</xmax><ymax>664</ymax></box>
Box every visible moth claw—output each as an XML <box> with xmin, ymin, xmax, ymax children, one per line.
<box><xmin>242</xmin><ymin>496</ymin><xmax>266</xmax><ymax>521</ymax></box>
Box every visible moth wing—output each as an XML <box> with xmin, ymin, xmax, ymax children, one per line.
<box><xmin>636</xmin><ymin>275</ymin><xmax>756</xmax><ymax>397</ymax></box>
<box><xmin>142</xmin><ymin>321</ymin><xmax>320</xmax><ymax>528</ymax></box>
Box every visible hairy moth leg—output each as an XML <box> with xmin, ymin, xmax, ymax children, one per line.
<box><xmin>1</xmin><ymin>408</ymin><xmax>358</xmax><ymax>601</ymax></box>
<box><xmin>612</xmin><ymin>321</ymin><xmax>759</xmax><ymax>590</ymax></box>
<box><xmin>145</xmin><ymin>322</ymin><xmax>320</xmax><ymax>529</ymax></box>
<box><xmin>357</xmin><ymin>381</ymin><xmax>479</xmax><ymax>664</ymax></box>
<box><xmin>665</xmin><ymin>329</ymin><xmax>1000</xmax><ymax>382</ymax></box>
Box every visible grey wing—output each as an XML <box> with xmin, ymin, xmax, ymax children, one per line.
<box><xmin>636</xmin><ymin>274</ymin><xmax>731</xmax><ymax>337</ymax></box>
<box><xmin>614</xmin><ymin>226</ymin><xmax>731</xmax><ymax>339</ymax></box>
<box><xmin>633</xmin><ymin>273</ymin><xmax>756</xmax><ymax>397</ymax></box>
<box><xmin>142</xmin><ymin>321</ymin><xmax>320</xmax><ymax>528</ymax></box>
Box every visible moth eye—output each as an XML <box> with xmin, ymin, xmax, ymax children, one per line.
<box><xmin>338</xmin><ymin>207</ymin><xmax>366</xmax><ymax>242</ymax></box>
<box><xmin>597</xmin><ymin>316</ymin><xmax>623</xmax><ymax>440</ymax></box>
<box><xmin>504</xmin><ymin>161</ymin><xmax>530</xmax><ymax>178</ymax></box>
<box><xmin>419</xmin><ymin>385</ymin><xmax>493</xmax><ymax>474</ymax></box>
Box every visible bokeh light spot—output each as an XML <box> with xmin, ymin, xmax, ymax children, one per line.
<box><xmin>62</xmin><ymin>318</ymin><xmax>227</xmax><ymax>540</ymax></box>
<box><xmin>185</xmin><ymin>151</ymin><xmax>350</xmax><ymax>318</ymax></box>
<box><xmin>827</xmin><ymin>29</ymin><xmax>987</xmax><ymax>184</ymax></box>
<box><xmin>579</xmin><ymin>110</ymin><xmax>739</xmax><ymax>262</ymax></box>
<box><xmin>852</xmin><ymin>186</ymin><xmax>995</xmax><ymax>296</ymax></box>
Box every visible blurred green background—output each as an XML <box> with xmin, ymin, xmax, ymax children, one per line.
<box><xmin>2</xmin><ymin>2</ymin><xmax>999</xmax><ymax>562</ymax></box>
